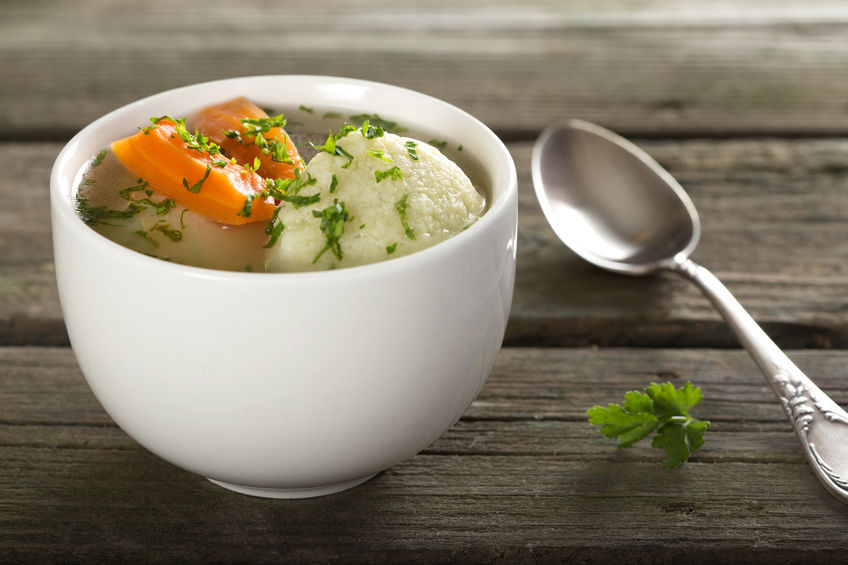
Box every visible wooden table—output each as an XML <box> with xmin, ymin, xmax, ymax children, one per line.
<box><xmin>3</xmin><ymin>1</ymin><xmax>848</xmax><ymax>562</ymax></box>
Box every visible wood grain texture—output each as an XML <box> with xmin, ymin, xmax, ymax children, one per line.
<box><xmin>3</xmin><ymin>346</ymin><xmax>848</xmax><ymax>563</ymax></box>
<box><xmin>3</xmin><ymin>0</ymin><xmax>848</xmax><ymax>139</ymax></box>
<box><xmin>7</xmin><ymin>138</ymin><xmax>847</xmax><ymax>347</ymax></box>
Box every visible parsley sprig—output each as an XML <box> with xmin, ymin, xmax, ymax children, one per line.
<box><xmin>587</xmin><ymin>381</ymin><xmax>709</xmax><ymax>468</ymax></box>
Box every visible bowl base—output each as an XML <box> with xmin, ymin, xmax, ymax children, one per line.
<box><xmin>207</xmin><ymin>474</ymin><xmax>377</xmax><ymax>499</ymax></box>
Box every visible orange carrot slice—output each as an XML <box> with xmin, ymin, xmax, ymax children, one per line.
<box><xmin>193</xmin><ymin>97</ymin><xmax>304</xmax><ymax>181</ymax></box>
<box><xmin>111</xmin><ymin>119</ymin><xmax>276</xmax><ymax>225</ymax></box>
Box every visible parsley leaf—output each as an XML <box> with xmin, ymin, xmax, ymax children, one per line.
<box><xmin>91</xmin><ymin>149</ymin><xmax>107</xmax><ymax>167</ymax></box>
<box><xmin>183</xmin><ymin>164</ymin><xmax>212</xmax><ymax>193</ymax></box>
<box><xmin>404</xmin><ymin>140</ymin><xmax>419</xmax><ymax>160</ymax></box>
<box><xmin>263</xmin><ymin>169</ymin><xmax>319</xmax><ymax>208</ymax></box>
<box><xmin>349</xmin><ymin>113</ymin><xmax>404</xmax><ymax>133</ymax></box>
<box><xmin>263</xmin><ymin>206</ymin><xmax>285</xmax><ymax>248</ymax></box>
<box><xmin>587</xmin><ymin>381</ymin><xmax>709</xmax><ymax>468</ymax></box>
<box><xmin>312</xmin><ymin>199</ymin><xmax>350</xmax><ymax>263</ymax></box>
<box><xmin>376</xmin><ymin>165</ymin><xmax>403</xmax><ymax>184</ymax></box>
<box><xmin>311</xmin><ymin>128</ymin><xmax>354</xmax><ymax>168</ymax></box>
<box><xmin>394</xmin><ymin>193</ymin><xmax>415</xmax><ymax>240</ymax></box>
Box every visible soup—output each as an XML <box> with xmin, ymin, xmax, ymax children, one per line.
<box><xmin>75</xmin><ymin>101</ymin><xmax>487</xmax><ymax>272</ymax></box>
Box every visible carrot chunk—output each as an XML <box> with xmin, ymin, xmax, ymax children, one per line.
<box><xmin>193</xmin><ymin>97</ymin><xmax>305</xmax><ymax>181</ymax></box>
<box><xmin>111</xmin><ymin>119</ymin><xmax>276</xmax><ymax>225</ymax></box>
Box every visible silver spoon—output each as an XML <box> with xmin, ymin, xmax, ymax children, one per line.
<box><xmin>532</xmin><ymin>119</ymin><xmax>848</xmax><ymax>503</ymax></box>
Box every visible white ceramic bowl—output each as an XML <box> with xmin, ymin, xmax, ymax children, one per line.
<box><xmin>50</xmin><ymin>76</ymin><xmax>517</xmax><ymax>498</ymax></box>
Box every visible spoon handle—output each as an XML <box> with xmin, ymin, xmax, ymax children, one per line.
<box><xmin>671</xmin><ymin>255</ymin><xmax>848</xmax><ymax>502</ymax></box>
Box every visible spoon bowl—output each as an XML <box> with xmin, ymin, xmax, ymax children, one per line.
<box><xmin>532</xmin><ymin>120</ymin><xmax>700</xmax><ymax>274</ymax></box>
<box><xmin>532</xmin><ymin>120</ymin><xmax>848</xmax><ymax>503</ymax></box>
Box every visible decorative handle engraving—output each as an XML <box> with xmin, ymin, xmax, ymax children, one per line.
<box><xmin>672</xmin><ymin>255</ymin><xmax>848</xmax><ymax>502</ymax></box>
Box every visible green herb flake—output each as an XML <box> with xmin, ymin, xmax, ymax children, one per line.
<box><xmin>312</xmin><ymin>199</ymin><xmax>350</xmax><ymax>263</ymax></box>
<box><xmin>329</xmin><ymin>174</ymin><xmax>339</xmax><ymax>193</ymax></box>
<box><xmin>300</xmin><ymin>105</ymin><xmax>314</xmax><ymax>114</ymax></box>
<box><xmin>119</xmin><ymin>178</ymin><xmax>149</xmax><ymax>200</ymax></box>
<box><xmin>238</xmin><ymin>194</ymin><xmax>257</xmax><ymax>218</ymax></box>
<box><xmin>394</xmin><ymin>193</ymin><xmax>415</xmax><ymax>240</ymax></box>
<box><xmin>323</xmin><ymin>112</ymin><xmax>341</xmax><ymax>119</ymax></box>
<box><xmin>376</xmin><ymin>165</ymin><xmax>403</xmax><ymax>184</ymax></box>
<box><xmin>75</xmin><ymin>193</ymin><xmax>143</xmax><ymax>227</ymax></box>
<box><xmin>179</xmin><ymin>208</ymin><xmax>189</xmax><ymax>229</ymax></box>
<box><xmin>242</xmin><ymin>265</ymin><xmax>254</xmax><ymax>272</ymax></box>
<box><xmin>349</xmin><ymin>113</ymin><xmax>404</xmax><ymax>133</ymax></box>
<box><xmin>386</xmin><ymin>242</ymin><xmax>398</xmax><ymax>255</ymax></box>
<box><xmin>428</xmin><ymin>139</ymin><xmax>447</xmax><ymax>151</ymax></box>
<box><xmin>183</xmin><ymin>164</ymin><xmax>212</xmax><ymax>193</ymax></box>
<box><xmin>263</xmin><ymin>207</ymin><xmax>285</xmax><ymax>248</ymax></box>
<box><xmin>91</xmin><ymin>149</ymin><xmax>107</xmax><ymax>167</ymax></box>
<box><xmin>310</xmin><ymin>128</ymin><xmax>354</xmax><ymax>168</ymax></box>
<box><xmin>151</xmin><ymin>222</ymin><xmax>182</xmax><ymax>242</ymax></box>
<box><xmin>136</xmin><ymin>197</ymin><xmax>176</xmax><ymax>216</ymax></box>
<box><xmin>360</xmin><ymin>120</ymin><xmax>385</xmax><ymax>139</ymax></box>
<box><xmin>264</xmin><ymin>170</ymin><xmax>319</xmax><ymax>208</ymax></box>
<box><xmin>404</xmin><ymin>140</ymin><xmax>419</xmax><ymax>160</ymax></box>
<box><xmin>368</xmin><ymin>149</ymin><xmax>393</xmax><ymax>163</ymax></box>
<box><xmin>587</xmin><ymin>381</ymin><xmax>710</xmax><ymax>469</ymax></box>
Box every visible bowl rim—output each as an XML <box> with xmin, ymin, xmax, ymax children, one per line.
<box><xmin>51</xmin><ymin>74</ymin><xmax>517</xmax><ymax>282</ymax></box>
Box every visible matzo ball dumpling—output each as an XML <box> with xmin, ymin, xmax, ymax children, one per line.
<box><xmin>268</xmin><ymin>125</ymin><xmax>485</xmax><ymax>271</ymax></box>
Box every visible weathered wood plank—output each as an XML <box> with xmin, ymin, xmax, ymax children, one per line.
<box><xmin>6</xmin><ymin>138</ymin><xmax>847</xmax><ymax>347</ymax></box>
<box><xmin>3</xmin><ymin>0</ymin><xmax>848</xmax><ymax>138</ymax></box>
<box><xmin>3</xmin><ymin>346</ymin><xmax>848</xmax><ymax>563</ymax></box>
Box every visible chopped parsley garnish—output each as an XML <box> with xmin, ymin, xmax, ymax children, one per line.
<box><xmin>263</xmin><ymin>169</ymin><xmax>319</xmax><ymax>208</ymax></box>
<box><xmin>118</xmin><ymin>178</ymin><xmax>149</xmax><ymax>200</ymax></box>
<box><xmin>329</xmin><ymin>174</ymin><xmax>339</xmax><ymax>193</ymax></box>
<box><xmin>238</xmin><ymin>114</ymin><xmax>289</xmax><ymax>136</ymax></box>
<box><xmin>312</xmin><ymin>199</ymin><xmax>350</xmax><ymax>263</ymax></box>
<box><xmin>91</xmin><ymin>149</ymin><xmax>107</xmax><ymax>167</ymax></box>
<box><xmin>323</xmin><ymin>112</ymin><xmax>341</xmax><ymax>119</ymax></box>
<box><xmin>225</xmin><ymin>114</ymin><xmax>295</xmax><ymax>165</ymax></box>
<box><xmin>151</xmin><ymin>222</ymin><xmax>182</xmax><ymax>242</ymax></box>
<box><xmin>394</xmin><ymin>193</ymin><xmax>415</xmax><ymax>240</ymax></box>
<box><xmin>263</xmin><ymin>206</ymin><xmax>285</xmax><ymax>248</ymax></box>
<box><xmin>360</xmin><ymin>120</ymin><xmax>385</xmax><ymax>139</ymax></box>
<box><xmin>299</xmin><ymin>105</ymin><xmax>314</xmax><ymax>114</ymax></box>
<box><xmin>238</xmin><ymin>194</ymin><xmax>257</xmax><ymax>218</ymax></box>
<box><xmin>281</xmin><ymin>193</ymin><xmax>321</xmax><ymax>208</ymax></box>
<box><xmin>428</xmin><ymin>139</ymin><xmax>447</xmax><ymax>151</ymax></box>
<box><xmin>349</xmin><ymin>113</ymin><xmax>404</xmax><ymax>133</ymax></box>
<box><xmin>376</xmin><ymin>165</ymin><xmax>403</xmax><ymax>184</ymax></box>
<box><xmin>242</xmin><ymin>265</ymin><xmax>254</xmax><ymax>272</ymax></box>
<box><xmin>386</xmin><ymin>242</ymin><xmax>398</xmax><ymax>255</ymax></box>
<box><xmin>587</xmin><ymin>381</ymin><xmax>710</xmax><ymax>469</ymax></box>
<box><xmin>311</xmin><ymin>128</ymin><xmax>355</xmax><ymax>168</ymax></box>
<box><xmin>183</xmin><ymin>164</ymin><xmax>212</xmax><ymax>193</ymax></box>
<box><xmin>75</xmin><ymin>192</ymin><xmax>143</xmax><ymax>226</ymax></box>
<box><xmin>368</xmin><ymin>149</ymin><xmax>393</xmax><ymax>163</ymax></box>
<box><xmin>136</xmin><ymin>197</ymin><xmax>176</xmax><ymax>216</ymax></box>
<box><xmin>404</xmin><ymin>140</ymin><xmax>419</xmax><ymax>160</ymax></box>
<box><xmin>147</xmin><ymin>116</ymin><xmax>222</xmax><ymax>157</ymax></box>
